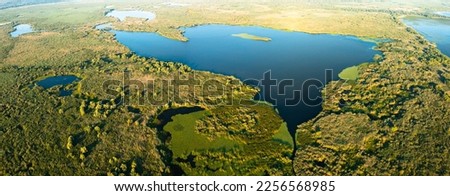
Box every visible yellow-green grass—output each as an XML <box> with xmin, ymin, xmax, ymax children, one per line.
<box><xmin>0</xmin><ymin>25</ymin><xmax>14</xmax><ymax>62</ymax></box>
<box><xmin>3</xmin><ymin>30</ymin><xmax>128</xmax><ymax>67</ymax></box>
<box><xmin>0</xmin><ymin>1</ymin><xmax>419</xmax><ymax>42</ymax></box>
<box><xmin>116</xmin><ymin>6</ymin><xmax>414</xmax><ymax>41</ymax></box>
<box><xmin>232</xmin><ymin>33</ymin><xmax>271</xmax><ymax>42</ymax></box>
<box><xmin>0</xmin><ymin>2</ymin><xmax>109</xmax><ymax>30</ymax></box>
<box><xmin>272</xmin><ymin>122</ymin><xmax>294</xmax><ymax>147</ymax></box>
<box><xmin>163</xmin><ymin>110</ymin><xmax>242</xmax><ymax>158</ymax></box>
<box><xmin>339</xmin><ymin>65</ymin><xmax>359</xmax><ymax>80</ymax></box>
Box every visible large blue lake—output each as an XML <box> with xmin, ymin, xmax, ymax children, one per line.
<box><xmin>403</xmin><ymin>17</ymin><xmax>450</xmax><ymax>56</ymax></box>
<box><xmin>113</xmin><ymin>25</ymin><xmax>380</xmax><ymax>136</ymax></box>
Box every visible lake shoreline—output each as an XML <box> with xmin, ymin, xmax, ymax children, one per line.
<box><xmin>106</xmin><ymin>19</ymin><xmax>392</xmax><ymax>44</ymax></box>
<box><xmin>112</xmin><ymin>24</ymin><xmax>381</xmax><ymax>144</ymax></box>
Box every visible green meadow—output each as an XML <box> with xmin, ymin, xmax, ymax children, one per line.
<box><xmin>163</xmin><ymin>111</ymin><xmax>242</xmax><ymax>158</ymax></box>
<box><xmin>338</xmin><ymin>65</ymin><xmax>359</xmax><ymax>80</ymax></box>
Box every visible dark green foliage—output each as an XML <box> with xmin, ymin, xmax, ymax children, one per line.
<box><xmin>161</xmin><ymin>103</ymin><xmax>293</xmax><ymax>175</ymax></box>
<box><xmin>0</xmin><ymin>48</ymin><xmax>259</xmax><ymax>175</ymax></box>
<box><xmin>176</xmin><ymin>142</ymin><xmax>293</xmax><ymax>176</ymax></box>
<box><xmin>196</xmin><ymin>102</ymin><xmax>283</xmax><ymax>143</ymax></box>
<box><xmin>0</xmin><ymin>67</ymin><xmax>164</xmax><ymax>175</ymax></box>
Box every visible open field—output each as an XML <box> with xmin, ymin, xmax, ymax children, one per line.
<box><xmin>164</xmin><ymin>110</ymin><xmax>242</xmax><ymax>158</ymax></box>
<box><xmin>272</xmin><ymin>122</ymin><xmax>294</xmax><ymax>147</ymax></box>
<box><xmin>338</xmin><ymin>64</ymin><xmax>361</xmax><ymax>80</ymax></box>
<box><xmin>0</xmin><ymin>0</ymin><xmax>427</xmax><ymax>42</ymax></box>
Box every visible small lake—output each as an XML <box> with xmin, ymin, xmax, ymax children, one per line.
<box><xmin>113</xmin><ymin>25</ymin><xmax>380</xmax><ymax>136</ymax></box>
<box><xmin>436</xmin><ymin>12</ymin><xmax>450</xmax><ymax>17</ymax></box>
<box><xmin>37</xmin><ymin>75</ymin><xmax>80</xmax><ymax>96</ymax></box>
<box><xmin>403</xmin><ymin>17</ymin><xmax>450</xmax><ymax>56</ymax></box>
<box><xmin>10</xmin><ymin>24</ymin><xmax>33</xmax><ymax>37</ymax></box>
<box><xmin>106</xmin><ymin>10</ymin><xmax>156</xmax><ymax>21</ymax></box>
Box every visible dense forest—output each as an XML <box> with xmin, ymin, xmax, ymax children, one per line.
<box><xmin>294</xmin><ymin>25</ymin><xmax>450</xmax><ymax>175</ymax></box>
<box><xmin>0</xmin><ymin>50</ymin><xmax>286</xmax><ymax>175</ymax></box>
<box><xmin>0</xmin><ymin>21</ymin><xmax>290</xmax><ymax>175</ymax></box>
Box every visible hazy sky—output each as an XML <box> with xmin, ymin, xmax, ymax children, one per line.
<box><xmin>1</xmin><ymin>0</ymin><xmax>448</xmax><ymax>10</ymax></box>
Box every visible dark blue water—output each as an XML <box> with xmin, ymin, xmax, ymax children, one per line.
<box><xmin>113</xmin><ymin>25</ymin><xmax>380</xmax><ymax>135</ymax></box>
<box><xmin>403</xmin><ymin>17</ymin><xmax>450</xmax><ymax>56</ymax></box>
<box><xmin>37</xmin><ymin>75</ymin><xmax>79</xmax><ymax>96</ymax></box>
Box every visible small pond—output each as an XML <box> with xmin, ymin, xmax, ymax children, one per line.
<box><xmin>10</xmin><ymin>24</ymin><xmax>33</xmax><ymax>37</ymax></box>
<box><xmin>436</xmin><ymin>12</ymin><xmax>450</xmax><ymax>17</ymax></box>
<box><xmin>37</xmin><ymin>75</ymin><xmax>80</xmax><ymax>96</ymax></box>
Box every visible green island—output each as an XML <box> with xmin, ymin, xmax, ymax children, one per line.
<box><xmin>0</xmin><ymin>0</ymin><xmax>449</xmax><ymax>176</ymax></box>
<box><xmin>231</xmin><ymin>33</ymin><xmax>272</xmax><ymax>42</ymax></box>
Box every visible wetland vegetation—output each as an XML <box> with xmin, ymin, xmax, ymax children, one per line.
<box><xmin>338</xmin><ymin>64</ymin><xmax>361</xmax><ymax>80</ymax></box>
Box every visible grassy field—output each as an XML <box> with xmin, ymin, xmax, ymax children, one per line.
<box><xmin>338</xmin><ymin>65</ymin><xmax>359</xmax><ymax>80</ymax></box>
<box><xmin>163</xmin><ymin>110</ymin><xmax>242</xmax><ymax>158</ymax></box>
<box><xmin>0</xmin><ymin>0</ymin><xmax>421</xmax><ymax>42</ymax></box>
<box><xmin>0</xmin><ymin>2</ymin><xmax>108</xmax><ymax>30</ymax></box>
<box><xmin>111</xmin><ymin>3</ymin><xmax>416</xmax><ymax>41</ymax></box>
<box><xmin>272</xmin><ymin>122</ymin><xmax>294</xmax><ymax>147</ymax></box>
